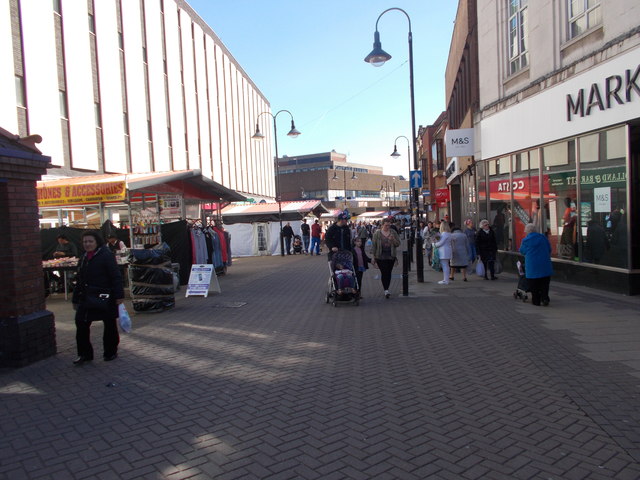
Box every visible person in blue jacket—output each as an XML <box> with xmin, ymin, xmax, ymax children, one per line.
<box><xmin>519</xmin><ymin>223</ymin><xmax>553</xmax><ymax>306</ymax></box>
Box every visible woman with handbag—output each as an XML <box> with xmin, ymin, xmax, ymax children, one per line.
<box><xmin>72</xmin><ymin>231</ymin><xmax>125</xmax><ymax>365</ymax></box>
<box><xmin>476</xmin><ymin>219</ymin><xmax>499</xmax><ymax>280</ymax></box>
<box><xmin>371</xmin><ymin>217</ymin><xmax>401</xmax><ymax>299</ymax></box>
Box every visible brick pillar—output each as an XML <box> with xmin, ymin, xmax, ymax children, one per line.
<box><xmin>0</xmin><ymin>148</ymin><xmax>56</xmax><ymax>367</ymax></box>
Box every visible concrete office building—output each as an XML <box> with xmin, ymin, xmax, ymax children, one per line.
<box><xmin>277</xmin><ymin>151</ymin><xmax>410</xmax><ymax>211</ymax></box>
<box><xmin>474</xmin><ymin>0</ymin><xmax>640</xmax><ymax>294</ymax></box>
<box><xmin>0</xmin><ymin>0</ymin><xmax>273</xmax><ymax>199</ymax></box>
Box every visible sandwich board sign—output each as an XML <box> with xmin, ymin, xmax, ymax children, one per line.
<box><xmin>185</xmin><ymin>264</ymin><xmax>221</xmax><ymax>297</ymax></box>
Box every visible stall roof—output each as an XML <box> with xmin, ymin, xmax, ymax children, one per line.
<box><xmin>357</xmin><ymin>211</ymin><xmax>388</xmax><ymax>218</ymax></box>
<box><xmin>222</xmin><ymin>200</ymin><xmax>329</xmax><ymax>224</ymax></box>
<box><xmin>37</xmin><ymin>170</ymin><xmax>245</xmax><ymax>206</ymax></box>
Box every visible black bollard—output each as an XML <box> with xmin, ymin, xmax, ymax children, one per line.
<box><xmin>402</xmin><ymin>250</ymin><xmax>409</xmax><ymax>296</ymax></box>
<box><xmin>416</xmin><ymin>230</ymin><xmax>424</xmax><ymax>283</ymax></box>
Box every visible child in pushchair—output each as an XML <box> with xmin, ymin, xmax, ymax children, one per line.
<box><xmin>292</xmin><ymin>235</ymin><xmax>303</xmax><ymax>254</ymax></box>
<box><xmin>326</xmin><ymin>250</ymin><xmax>360</xmax><ymax>306</ymax></box>
<box><xmin>514</xmin><ymin>259</ymin><xmax>530</xmax><ymax>302</ymax></box>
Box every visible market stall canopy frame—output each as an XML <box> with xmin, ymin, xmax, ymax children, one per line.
<box><xmin>222</xmin><ymin>200</ymin><xmax>329</xmax><ymax>224</ymax></box>
<box><xmin>37</xmin><ymin>170</ymin><xmax>245</xmax><ymax>207</ymax></box>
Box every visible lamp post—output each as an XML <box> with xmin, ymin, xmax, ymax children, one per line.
<box><xmin>391</xmin><ymin>134</ymin><xmax>414</xmax><ymax>263</ymax></box>
<box><xmin>380</xmin><ymin>180</ymin><xmax>390</xmax><ymax>208</ymax></box>
<box><xmin>365</xmin><ymin>7</ymin><xmax>423</xmax><ymax>282</ymax></box>
<box><xmin>332</xmin><ymin>169</ymin><xmax>357</xmax><ymax>209</ymax></box>
<box><xmin>252</xmin><ymin>110</ymin><xmax>301</xmax><ymax>256</ymax></box>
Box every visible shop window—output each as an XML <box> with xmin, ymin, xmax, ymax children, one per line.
<box><xmin>543</xmin><ymin>139</ymin><xmax>577</xmax><ymax>260</ymax></box>
<box><xmin>476</xmin><ymin>161</ymin><xmax>488</xmax><ymax>222</ymax></box>
<box><xmin>512</xmin><ymin>150</ymin><xmax>542</xmax><ymax>250</ymax></box>
<box><xmin>577</xmin><ymin>126</ymin><xmax>627</xmax><ymax>268</ymax></box>
<box><xmin>488</xmin><ymin>156</ymin><xmax>512</xmax><ymax>250</ymax></box>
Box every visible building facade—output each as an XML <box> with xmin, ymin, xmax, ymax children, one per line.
<box><xmin>277</xmin><ymin>151</ymin><xmax>409</xmax><ymax>211</ymax></box>
<box><xmin>444</xmin><ymin>0</ymin><xmax>479</xmax><ymax>227</ymax></box>
<box><xmin>417</xmin><ymin>112</ymin><xmax>449</xmax><ymax>222</ymax></box>
<box><xmin>475</xmin><ymin>0</ymin><xmax>640</xmax><ymax>294</ymax></box>
<box><xmin>0</xmin><ymin>0</ymin><xmax>273</xmax><ymax>199</ymax></box>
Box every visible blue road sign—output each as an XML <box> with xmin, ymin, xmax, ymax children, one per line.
<box><xmin>410</xmin><ymin>170</ymin><xmax>422</xmax><ymax>189</ymax></box>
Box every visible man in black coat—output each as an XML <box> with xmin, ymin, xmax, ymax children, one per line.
<box><xmin>282</xmin><ymin>222</ymin><xmax>294</xmax><ymax>255</ymax></box>
<box><xmin>325</xmin><ymin>212</ymin><xmax>352</xmax><ymax>258</ymax></box>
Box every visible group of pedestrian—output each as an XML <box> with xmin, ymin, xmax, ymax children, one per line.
<box><xmin>426</xmin><ymin>217</ymin><xmax>553</xmax><ymax>307</ymax></box>
<box><xmin>324</xmin><ymin>212</ymin><xmax>400</xmax><ymax>299</ymax></box>
<box><xmin>281</xmin><ymin>218</ymin><xmax>323</xmax><ymax>255</ymax></box>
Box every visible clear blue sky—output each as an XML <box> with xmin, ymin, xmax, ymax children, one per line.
<box><xmin>186</xmin><ymin>1</ymin><xmax>459</xmax><ymax>178</ymax></box>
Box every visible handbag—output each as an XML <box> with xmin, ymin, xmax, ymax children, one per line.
<box><xmin>82</xmin><ymin>286</ymin><xmax>113</xmax><ymax>311</ymax></box>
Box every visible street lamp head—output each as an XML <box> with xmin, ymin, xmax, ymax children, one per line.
<box><xmin>364</xmin><ymin>31</ymin><xmax>392</xmax><ymax>67</ymax></box>
<box><xmin>287</xmin><ymin>119</ymin><xmax>301</xmax><ymax>138</ymax></box>
<box><xmin>390</xmin><ymin>145</ymin><xmax>401</xmax><ymax>158</ymax></box>
<box><xmin>252</xmin><ymin>123</ymin><xmax>265</xmax><ymax>140</ymax></box>
<box><xmin>332</xmin><ymin>171</ymin><xmax>338</xmax><ymax>181</ymax></box>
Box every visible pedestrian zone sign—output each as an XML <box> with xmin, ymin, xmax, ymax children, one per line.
<box><xmin>410</xmin><ymin>170</ymin><xmax>422</xmax><ymax>189</ymax></box>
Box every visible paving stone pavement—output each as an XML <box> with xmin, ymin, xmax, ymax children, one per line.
<box><xmin>2</xmin><ymin>253</ymin><xmax>640</xmax><ymax>479</ymax></box>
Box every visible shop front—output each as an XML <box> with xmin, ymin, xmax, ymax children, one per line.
<box><xmin>476</xmin><ymin>48</ymin><xmax>640</xmax><ymax>294</ymax></box>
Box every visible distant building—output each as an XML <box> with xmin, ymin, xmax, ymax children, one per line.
<box><xmin>277</xmin><ymin>151</ymin><xmax>409</xmax><ymax>212</ymax></box>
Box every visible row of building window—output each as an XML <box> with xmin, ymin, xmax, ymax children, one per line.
<box><xmin>508</xmin><ymin>0</ymin><xmax>602</xmax><ymax>76</ymax></box>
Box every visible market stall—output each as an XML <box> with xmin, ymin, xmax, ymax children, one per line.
<box><xmin>221</xmin><ymin>200</ymin><xmax>329</xmax><ymax>256</ymax></box>
<box><xmin>38</xmin><ymin>170</ymin><xmax>245</xmax><ymax>297</ymax></box>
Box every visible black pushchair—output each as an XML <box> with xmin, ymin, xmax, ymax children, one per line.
<box><xmin>513</xmin><ymin>260</ymin><xmax>530</xmax><ymax>302</ymax></box>
<box><xmin>292</xmin><ymin>235</ymin><xmax>303</xmax><ymax>254</ymax></box>
<box><xmin>325</xmin><ymin>250</ymin><xmax>360</xmax><ymax>307</ymax></box>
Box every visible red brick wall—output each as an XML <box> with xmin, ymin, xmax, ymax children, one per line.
<box><xmin>0</xmin><ymin>156</ymin><xmax>49</xmax><ymax>317</ymax></box>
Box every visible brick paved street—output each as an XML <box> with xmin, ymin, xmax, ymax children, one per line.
<box><xmin>2</xmin><ymin>253</ymin><xmax>640</xmax><ymax>479</ymax></box>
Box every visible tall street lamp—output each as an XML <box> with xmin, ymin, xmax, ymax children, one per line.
<box><xmin>252</xmin><ymin>110</ymin><xmax>301</xmax><ymax>256</ymax></box>
<box><xmin>380</xmin><ymin>180</ymin><xmax>390</xmax><ymax>208</ymax></box>
<box><xmin>391</xmin><ymin>134</ymin><xmax>414</xmax><ymax>263</ymax></box>
<box><xmin>365</xmin><ymin>7</ymin><xmax>423</xmax><ymax>282</ymax></box>
<box><xmin>332</xmin><ymin>169</ymin><xmax>357</xmax><ymax>209</ymax></box>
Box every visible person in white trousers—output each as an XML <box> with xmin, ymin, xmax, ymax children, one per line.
<box><xmin>434</xmin><ymin>221</ymin><xmax>453</xmax><ymax>285</ymax></box>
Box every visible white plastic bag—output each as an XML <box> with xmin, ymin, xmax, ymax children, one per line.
<box><xmin>476</xmin><ymin>259</ymin><xmax>485</xmax><ymax>277</ymax></box>
<box><xmin>118</xmin><ymin>304</ymin><xmax>132</xmax><ymax>333</ymax></box>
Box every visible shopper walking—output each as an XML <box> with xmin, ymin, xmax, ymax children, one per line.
<box><xmin>434</xmin><ymin>222</ymin><xmax>453</xmax><ymax>285</ymax></box>
<box><xmin>450</xmin><ymin>226</ymin><xmax>471</xmax><ymax>281</ymax></box>
<box><xmin>519</xmin><ymin>223</ymin><xmax>553</xmax><ymax>306</ymax></box>
<box><xmin>371</xmin><ymin>217</ymin><xmax>401</xmax><ymax>299</ymax></box>
<box><xmin>72</xmin><ymin>230</ymin><xmax>125</xmax><ymax>365</ymax></box>
<box><xmin>463</xmin><ymin>219</ymin><xmax>477</xmax><ymax>264</ymax></box>
<box><xmin>476</xmin><ymin>219</ymin><xmax>498</xmax><ymax>280</ymax></box>
<box><xmin>325</xmin><ymin>212</ymin><xmax>353</xmax><ymax>258</ymax></box>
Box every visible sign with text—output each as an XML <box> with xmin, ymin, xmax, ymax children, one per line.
<box><xmin>444</xmin><ymin>128</ymin><xmax>474</xmax><ymax>157</ymax></box>
<box><xmin>593</xmin><ymin>187</ymin><xmax>611</xmax><ymax>213</ymax></box>
<box><xmin>185</xmin><ymin>264</ymin><xmax>220</xmax><ymax>297</ymax></box>
<box><xmin>37</xmin><ymin>181</ymin><xmax>126</xmax><ymax>207</ymax></box>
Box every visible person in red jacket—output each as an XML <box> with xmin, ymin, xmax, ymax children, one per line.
<box><xmin>310</xmin><ymin>219</ymin><xmax>322</xmax><ymax>255</ymax></box>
